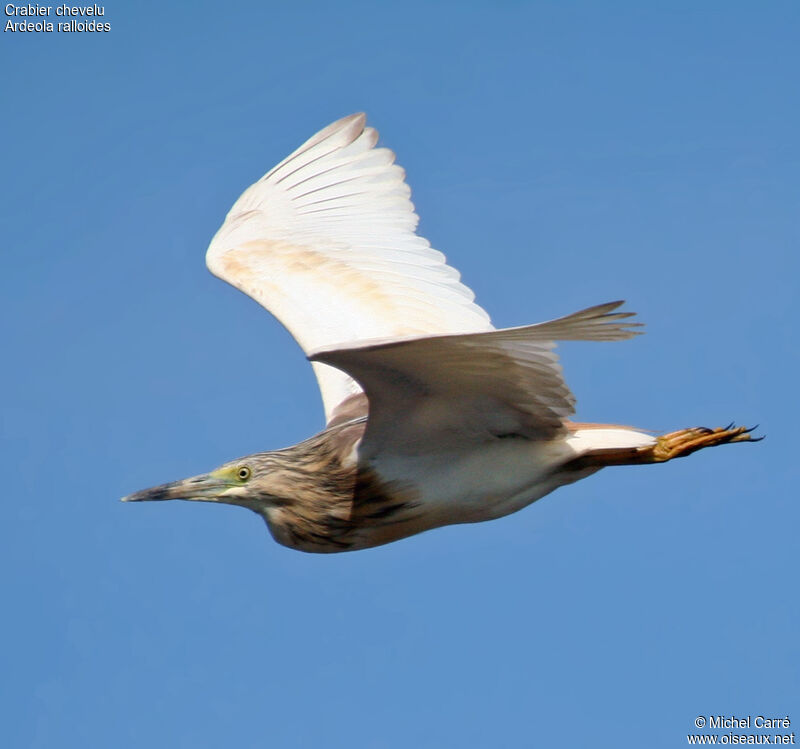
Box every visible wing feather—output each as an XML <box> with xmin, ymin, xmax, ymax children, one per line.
<box><xmin>311</xmin><ymin>302</ymin><xmax>642</xmax><ymax>456</ymax></box>
<box><xmin>206</xmin><ymin>114</ymin><xmax>491</xmax><ymax>421</ymax></box>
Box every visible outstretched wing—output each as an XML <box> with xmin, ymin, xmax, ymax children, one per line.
<box><xmin>206</xmin><ymin>114</ymin><xmax>492</xmax><ymax>422</ymax></box>
<box><xmin>311</xmin><ymin>302</ymin><xmax>642</xmax><ymax>456</ymax></box>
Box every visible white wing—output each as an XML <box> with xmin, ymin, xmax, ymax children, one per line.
<box><xmin>311</xmin><ymin>302</ymin><xmax>642</xmax><ymax>456</ymax></box>
<box><xmin>206</xmin><ymin>114</ymin><xmax>492</xmax><ymax>422</ymax></box>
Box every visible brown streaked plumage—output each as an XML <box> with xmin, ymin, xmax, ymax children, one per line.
<box><xmin>122</xmin><ymin>114</ymin><xmax>761</xmax><ymax>553</ymax></box>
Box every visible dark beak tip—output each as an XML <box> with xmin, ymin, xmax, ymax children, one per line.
<box><xmin>119</xmin><ymin>475</ymin><xmax>220</xmax><ymax>504</ymax></box>
<box><xmin>120</xmin><ymin>487</ymin><xmax>172</xmax><ymax>503</ymax></box>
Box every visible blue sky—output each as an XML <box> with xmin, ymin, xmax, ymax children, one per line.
<box><xmin>2</xmin><ymin>2</ymin><xmax>797</xmax><ymax>747</ymax></box>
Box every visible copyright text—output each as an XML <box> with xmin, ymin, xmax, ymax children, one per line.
<box><xmin>689</xmin><ymin>715</ymin><xmax>794</xmax><ymax>745</ymax></box>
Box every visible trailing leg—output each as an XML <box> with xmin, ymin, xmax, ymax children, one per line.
<box><xmin>567</xmin><ymin>424</ymin><xmax>761</xmax><ymax>469</ymax></box>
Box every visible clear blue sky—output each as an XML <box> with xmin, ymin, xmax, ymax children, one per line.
<box><xmin>2</xmin><ymin>2</ymin><xmax>797</xmax><ymax>747</ymax></box>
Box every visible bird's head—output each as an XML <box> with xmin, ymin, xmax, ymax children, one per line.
<box><xmin>121</xmin><ymin>425</ymin><xmax>366</xmax><ymax>552</ymax></box>
<box><xmin>121</xmin><ymin>454</ymin><xmax>282</xmax><ymax>510</ymax></box>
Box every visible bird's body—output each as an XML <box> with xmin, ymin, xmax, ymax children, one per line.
<box><xmin>212</xmin><ymin>404</ymin><xmax>603</xmax><ymax>553</ymax></box>
<box><xmin>123</xmin><ymin>113</ymin><xmax>758</xmax><ymax>553</ymax></box>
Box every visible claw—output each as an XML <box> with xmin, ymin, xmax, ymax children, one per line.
<box><xmin>731</xmin><ymin>424</ymin><xmax>763</xmax><ymax>442</ymax></box>
<box><xmin>650</xmin><ymin>422</ymin><xmax>762</xmax><ymax>462</ymax></box>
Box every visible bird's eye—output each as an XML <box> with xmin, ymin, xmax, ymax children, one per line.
<box><xmin>237</xmin><ymin>466</ymin><xmax>251</xmax><ymax>481</ymax></box>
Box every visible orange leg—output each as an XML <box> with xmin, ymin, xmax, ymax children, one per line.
<box><xmin>570</xmin><ymin>424</ymin><xmax>762</xmax><ymax>468</ymax></box>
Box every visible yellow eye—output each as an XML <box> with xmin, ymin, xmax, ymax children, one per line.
<box><xmin>237</xmin><ymin>466</ymin><xmax>251</xmax><ymax>481</ymax></box>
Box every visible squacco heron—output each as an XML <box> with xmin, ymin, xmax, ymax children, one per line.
<box><xmin>123</xmin><ymin>114</ymin><xmax>759</xmax><ymax>553</ymax></box>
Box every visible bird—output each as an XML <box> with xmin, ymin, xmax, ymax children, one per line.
<box><xmin>122</xmin><ymin>113</ymin><xmax>760</xmax><ymax>553</ymax></box>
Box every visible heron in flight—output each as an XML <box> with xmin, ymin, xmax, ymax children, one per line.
<box><xmin>123</xmin><ymin>114</ymin><xmax>758</xmax><ymax>552</ymax></box>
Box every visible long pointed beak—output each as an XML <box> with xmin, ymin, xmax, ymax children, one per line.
<box><xmin>121</xmin><ymin>473</ymin><xmax>229</xmax><ymax>503</ymax></box>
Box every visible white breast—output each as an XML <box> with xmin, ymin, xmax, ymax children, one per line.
<box><xmin>367</xmin><ymin>438</ymin><xmax>576</xmax><ymax>525</ymax></box>
<box><xmin>366</xmin><ymin>427</ymin><xmax>656</xmax><ymax>527</ymax></box>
